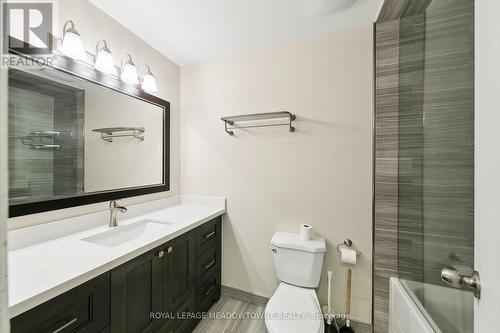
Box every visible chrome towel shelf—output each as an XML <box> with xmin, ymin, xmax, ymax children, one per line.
<box><xmin>92</xmin><ymin>127</ymin><xmax>145</xmax><ymax>142</ymax></box>
<box><xmin>21</xmin><ymin>131</ymin><xmax>60</xmax><ymax>149</ymax></box>
<box><xmin>221</xmin><ymin>111</ymin><xmax>296</xmax><ymax>135</ymax></box>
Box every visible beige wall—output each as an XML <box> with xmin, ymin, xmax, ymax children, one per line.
<box><xmin>181</xmin><ymin>25</ymin><xmax>373</xmax><ymax>323</ymax></box>
<box><xmin>84</xmin><ymin>85</ymin><xmax>163</xmax><ymax>192</ymax></box>
<box><xmin>8</xmin><ymin>0</ymin><xmax>181</xmax><ymax>229</ymax></box>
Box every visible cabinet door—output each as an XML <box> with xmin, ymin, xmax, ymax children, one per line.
<box><xmin>111</xmin><ymin>248</ymin><xmax>164</xmax><ymax>333</ymax></box>
<box><xmin>11</xmin><ymin>273</ymin><xmax>110</xmax><ymax>333</ymax></box>
<box><xmin>162</xmin><ymin>295</ymin><xmax>196</xmax><ymax>333</ymax></box>
<box><xmin>165</xmin><ymin>231</ymin><xmax>196</xmax><ymax>313</ymax></box>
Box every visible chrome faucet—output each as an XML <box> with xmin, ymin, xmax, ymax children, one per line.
<box><xmin>109</xmin><ymin>200</ymin><xmax>127</xmax><ymax>227</ymax></box>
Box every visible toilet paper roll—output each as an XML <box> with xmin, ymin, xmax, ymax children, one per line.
<box><xmin>341</xmin><ymin>247</ymin><xmax>357</xmax><ymax>265</ymax></box>
<box><xmin>300</xmin><ymin>224</ymin><xmax>313</xmax><ymax>241</ymax></box>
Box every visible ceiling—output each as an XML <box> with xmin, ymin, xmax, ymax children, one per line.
<box><xmin>89</xmin><ymin>0</ymin><xmax>384</xmax><ymax>66</ymax></box>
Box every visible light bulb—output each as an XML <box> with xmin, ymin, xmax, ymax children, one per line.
<box><xmin>120</xmin><ymin>54</ymin><xmax>139</xmax><ymax>85</ymax></box>
<box><xmin>94</xmin><ymin>40</ymin><xmax>116</xmax><ymax>75</ymax></box>
<box><xmin>58</xmin><ymin>20</ymin><xmax>87</xmax><ymax>62</ymax></box>
<box><xmin>141</xmin><ymin>67</ymin><xmax>158</xmax><ymax>93</ymax></box>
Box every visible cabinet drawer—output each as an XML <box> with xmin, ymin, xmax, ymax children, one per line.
<box><xmin>195</xmin><ymin>216</ymin><xmax>221</xmax><ymax>256</ymax></box>
<box><xmin>11</xmin><ymin>272</ymin><xmax>110</xmax><ymax>333</ymax></box>
<box><xmin>196</xmin><ymin>242</ymin><xmax>220</xmax><ymax>284</ymax></box>
<box><xmin>196</xmin><ymin>274</ymin><xmax>221</xmax><ymax>314</ymax></box>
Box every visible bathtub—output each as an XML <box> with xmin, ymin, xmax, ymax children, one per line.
<box><xmin>389</xmin><ymin>278</ymin><xmax>473</xmax><ymax>333</ymax></box>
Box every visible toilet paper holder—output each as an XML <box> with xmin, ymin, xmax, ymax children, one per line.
<box><xmin>336</xmin><ymin>239</ymin><xmax>362</xmax><ymax>257</ymax></box>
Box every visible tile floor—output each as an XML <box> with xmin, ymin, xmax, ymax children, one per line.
<box><xmin>193</xmin><ymin>295</ymin><xmax>267</xmax><ymax>333</ymax></box>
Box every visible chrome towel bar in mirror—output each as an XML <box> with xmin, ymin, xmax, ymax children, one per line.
<box><xmin>20</xmin><ymin>131</ymin><xmax>61</xmax><ymax>150</ymax></box>
<box><xmin>92</xmin><ymin>127</ymin><xmax>145</xmax><ymax>142</ymax></box>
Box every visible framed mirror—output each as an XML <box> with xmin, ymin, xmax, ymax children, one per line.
<box><xmin>8</xmin><ymin>54</ymin><xmax>170</xmax><ymax>217</ymax></box>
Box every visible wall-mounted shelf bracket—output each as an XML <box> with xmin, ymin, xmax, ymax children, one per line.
<box><xmin>92</xmin><ymin>127</ymin><xmax>145</xmax><ymax>142</ymax></box>
<box><xmin>221</xmin><ymin>111</ymin><xmax>296</xmax><ymax>136</ymax></box>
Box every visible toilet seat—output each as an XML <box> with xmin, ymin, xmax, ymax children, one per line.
<box><xmin>265</xmin><ymin>282</ymin><xmax>324</xmax><ymax>333</ymax></box>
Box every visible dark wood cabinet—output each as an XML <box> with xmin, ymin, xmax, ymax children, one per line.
<box><xmin>195</xmin><ymin>217</ymin><xmax>222</xmax><ymax>314</ymax></box>
<box><xmin>196</xmin><ymin>240</ymin><xmax>220</xmax><ymax>285</ymax></box>
<box><xmin>11</xmin><ymin>217</ymin><xmax>222</xmax><ymax>333</ymax></box>
<box><xmin>195</xmin><ymin>216</ymin><xmax>221</xmax><ymax>256</ymax></box>
<box><xmin>164</xmin><ymin>295</ymin><xmax>196</xmax><ymax>333</ymax></box>
<box><xmin>110</xmin><ymin>248</ymin><xmax>164</xmax><ymax>333</ymax></box>
<box><xmin>11</xmin><ymin>272</ymin><xmax>110</xmax><ymax>333</ymax></box>
<box><xmin>164</xmin><ymin>231</ymin><xmax>196</xmax><ymax>313</ymax></box>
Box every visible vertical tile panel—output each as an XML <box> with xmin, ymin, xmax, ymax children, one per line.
<box><xmin>396</xmin><ymin>13</ymin><xmax>426</xmax><ymax>284</ymax></box>
<box><xmin>421</xmin><ymin>0</ymin><xmax>475</xmax><ymax>288</ymax></box>
<box><xmin>374</xmin><ymin>19</ymin><xmax>400</xmax><ymax>333</ymax></box>
<box><xmin>53</xmin><ymin>89</ymin><xmax>85</xmax><ymax>196</ymax></box>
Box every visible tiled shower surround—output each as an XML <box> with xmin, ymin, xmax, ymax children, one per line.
<box><xmin>373</xmin><ymin>0</ymin><xmax>474</xmax><ymax>332</ymax></box>
<box><xmin>8</xmin><ymin>69</ymin><xmax>84</xmax><ymax>203</ymax></box>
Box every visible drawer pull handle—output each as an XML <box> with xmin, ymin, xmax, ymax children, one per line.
<box><xmin>204</xmin><ymin>284</ymin><xmax>215</xmax><ymax>296</ymax></box>
<box><xmin>204</xmin><ymin>259</ymin><xmax>216</xmax><ymax>270</ymax></box>
<box><xmin>204</xmin><ymin>231</ymin><xmax>216</xmax><ymax>239</ymax></box>
<box><xmin>52</xmin><ymin>316</ymin><xmax>77</xmax><ymax>333</ymax></box>
<box><xmin>158</xmin><ymin>250</ymin><xmax>165</xmax><ymax>258</ymax></box>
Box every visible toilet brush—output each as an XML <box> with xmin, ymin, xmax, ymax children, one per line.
<box><xmin>339</xmin><ymin>268</ymin><xmax>355</xmax><ymax>333</ymax></box>
<box><xmin>322</xmin><ymin>271</ymin><xmax>338</xmax><ymax>333</ymax></box>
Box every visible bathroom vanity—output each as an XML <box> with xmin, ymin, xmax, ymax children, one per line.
<box><xmin>6</xmin><ymin>34</ymin><xmax>224</xmax><ymax>333</ymax></box>
<box><xmin>8</xmin><ymin>196</ymin><xmax>224</xmax><ymax>333</ymax></box>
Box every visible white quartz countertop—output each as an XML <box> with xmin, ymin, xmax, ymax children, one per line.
<box><xmin>8</xmin><ymin>195</ymin><xmax>225</xmax><ymax>318</ymax></box>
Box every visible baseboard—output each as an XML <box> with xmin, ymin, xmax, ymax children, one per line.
<box><xmin>221</xmin><ymin>285</ymin><xmax>372</xmax><ymax>333</ymax></box>
<box><xmin>347</xmin><ymin>320</ymin><xmax>372</xmax><ymax>333</ymax></box>
<box><xmin>221</xmin><ymin>285</ymin><xmax>269</xmax><ymax>307</ymax></box>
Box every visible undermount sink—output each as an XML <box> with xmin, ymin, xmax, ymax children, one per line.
<box><xmin>82</xmin><ymin>219</ymin><xmax>173</xmax><ymax>248</ymax></box>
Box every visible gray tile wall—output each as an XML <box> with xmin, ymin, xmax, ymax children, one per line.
<box><xmin>374</xmin><ymin>1</ymin><xmax>474</xmax><ymax>332</ymax></box>
<box><xmin>53</xmin><ymin>90</ymin><xmax>85</xmax><ymax>196</ymax></box>
<box><xmin>396</xmin><ymin>13</ymin><xmax>426</xmax><ymax>284</ymax></box>
<box><xmin>8</xmin><ymin>70</ymin><xmax>85</xmax><ymax>204</ymax></box>
<box><xmin>8</xmin><ymin>86</ymin><xmax>55</xmax><ymax>201</ymax></box>
<box><xmin>420</xmin><ymin>0</ymin><xmax>474</xmax><ymax>287</ymax></box>
<box><xmin>377</xmin><ymin>0</ymin><xmax>432</xmax><ymax>23</ymax></box>
<box><xmin>374</xmin><ymin>19</ymin><xmax>401</xmax><ymax>333</ymax></box>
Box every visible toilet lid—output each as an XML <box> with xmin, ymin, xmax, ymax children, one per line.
<box><xmin>265</xmin><ymin>283</ymin><xmax>324</xmax><ymax>333</ymax></box>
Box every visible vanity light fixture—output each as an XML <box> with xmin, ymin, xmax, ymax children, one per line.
<box><xmin>58</xmin><ymin>20</ymin><xmax>88</xmax><ymax>62</ymax></box>
<box><xmin>94</xmin><ymin>39</ymin><xmax>116</xmax><ymax>75</ymax></box>
<box><xmin>120</xmin><ymin>54</ymin><xmax>139</xmax><ymax>85</ymax></box>
<box><xmin>140</xmin><ymin>65</ymin><xmax>158</xmax><ymax>93</ymax></box>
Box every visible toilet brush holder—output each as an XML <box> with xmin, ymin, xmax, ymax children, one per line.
<box><xmin>325</xmin><ymin>322</ymin><xmax>339</xmax><ymax>333</ymax></box>
<box><xmin>323</xmin><ymin>270</ymin><xmax>338</xmax><ymax>332</ymax></box>
<box><xmin>322</xmin><ymin>306</ymin><xmax>338</xmax><ymax>333</ymax></box>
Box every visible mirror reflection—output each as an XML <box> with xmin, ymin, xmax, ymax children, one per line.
<box><xmin>8</xmin><ymin>67</ymin><xmax>165</xmax><ymax>205</ymax></box>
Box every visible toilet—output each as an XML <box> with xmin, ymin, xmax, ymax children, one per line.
<box><xmin>265</xmin><ymin>232</ymin><xmax>326</xmax><ymax>333</ymax></box>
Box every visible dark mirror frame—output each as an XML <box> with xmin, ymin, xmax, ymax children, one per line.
<box><xmin>8</xmin><ymin>51</ymin><xmax>170</xmax><ymax>217</ymax></box>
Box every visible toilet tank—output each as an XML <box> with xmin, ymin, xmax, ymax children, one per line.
<box><xmin>270</xmin><ymin>232</ymin><xmax>326</xmax><ymax>288</ymax></box>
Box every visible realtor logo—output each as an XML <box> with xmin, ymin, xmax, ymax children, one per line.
<box><xmin>3</xmin><ymin>2</ymin><xmax>53</xmax><ymax>54</ymax></box>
